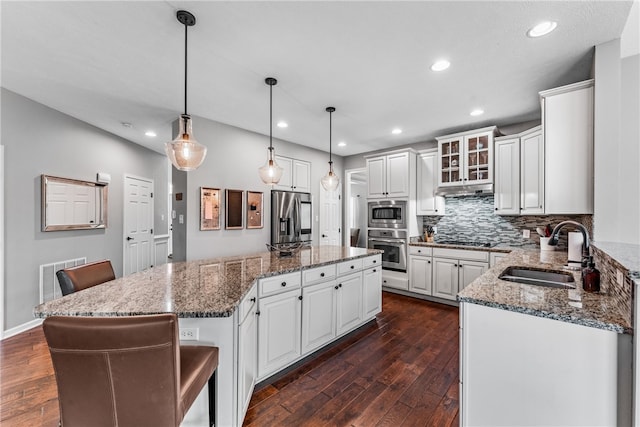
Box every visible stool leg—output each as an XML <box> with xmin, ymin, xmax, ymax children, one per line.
<box><xmin>208</xmin><ymin>370</ymin><xmax>216</xmax><ymax>427</ymax></box>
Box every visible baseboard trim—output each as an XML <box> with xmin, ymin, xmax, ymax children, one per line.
<box><xmin>2</xmin><ymin>318</ymin><xmax>43</xmax><ymax>340</ymax></box>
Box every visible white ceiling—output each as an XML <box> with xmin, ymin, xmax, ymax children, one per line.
<box><xmin>1</xmin><ymin>1</ymin><xmax>634</xmax><ymax>157</ymax></box>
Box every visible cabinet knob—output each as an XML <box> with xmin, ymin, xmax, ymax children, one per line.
<box><xmin>428</xmin><ymin>260</ymin><xmax>431</xmax><ymax>264</ymax></box>
<box><xmin>383</xmin><ymin>280</ymin><xmax>387</xmax><ymax>283</ymax></box>
<box><xmin>495</xmin><ymin>208</ymin><xmax>498</xmax><ymax>211</ymax></box>
<box><xmin>454</xmin><ymin>264</ymin><xmax>458</xmax><ymax>267</ymax></box>
<box><xmin>320</xmin><ymin>272</ymin><xmax>325</xmax><ymax>277</ymax></box>
<box><xmin>459</xmin><ymin>264</ymin><xmax>463</xmax><ymax>267</ymax></box>
<box><xmin>281</xmin><ymin>282</ymin><xmax>287</xmax><ymax>287</ymax></box>
<box><xmin>250</xmin><ymin>297</ymin><xmax>256</xmax><ymax>302</ymax></box>
<box><xmin>339</xmin><ymin>283</ymin><xmax>343</xmax><ymax>288</ymax></box>
<box><xmin>435</xmin><ymin>209</ymin><xmax>438</xmax><ymax>212</ymax></box>
<box><xmin>373</xmin><ymin>260</ymin><xmax>377</xmax><ymax>263</ymax></box>
<box><xmin>520</xmin><ymin>207</ymin><xmax>523</xmax><ymax>210</ymax></box>
<box><xmin>418</xmin><ymin>250</ymin><xmax>421</xmax><ymax>253</ymax></box>
<box><xmin>334</xmin><ymin>285</ymin><xmax>339</xmax><ymax>290</ymax></box>
<box><xmin>298</xmin><ymin>295</ymin><xmax>303</xmax><ymax>301</ymax></box>
<box><xmin>373</xmin><ymin>269</ymin><xmax>377</xmax><ymax>272</ymax></box>
<box><xmin>256</xmin><ymin>311</ymin><xmax>261</xmax><ymax>316</ymax></box>
<box><xmin>350</xmin><ymin>265</ymin><xmax>355</xmax><ymax>269</ymax></box>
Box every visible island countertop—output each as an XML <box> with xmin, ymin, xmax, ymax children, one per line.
<box><xmin>457</xmin><ymin>249</ymin><xmax>632</xmax><ymax>334</ymax></box>
<box><xmin>33</xmin><ymin>246</ymin><xmax>382</xmax><ymax>319</ymax></box>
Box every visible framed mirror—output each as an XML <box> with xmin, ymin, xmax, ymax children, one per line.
<box><xmin>200</xmin><ymin>187</ymin><xmax>220</xmax><ymax>230</ymax></box>
<box><xmin>225</xmin><ymin>189</ymin><xmax>244</xmax><ymax>229</ymax></box>
<box><xmin>246</xmin><ymin>191</ymin><xmax>263</xmax><ymax>229</ymax></box>
<box><xmin>41</xmin><ymin>175</ymin><xmax>108</xmax><ymax>231</ymax></box>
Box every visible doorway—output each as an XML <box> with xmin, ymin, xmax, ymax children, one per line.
<box><xmin>344</xmin><ymin>168</ymin><xmax>367</xmax><ymax>248</ymax></box>
<box><xmin>319</xmin><ymin>182</ymin><xmax>342</xmax><ymax>245</ymax></box>
<box><xmin>123</xmin><ymin>174</ymin><xmax>154</xmax><ymax>275</ymax></box>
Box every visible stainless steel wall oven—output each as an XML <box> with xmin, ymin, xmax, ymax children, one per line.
<box><xmin>367</xmin><ymin>229</ymin><xmax>407</xmax><ymax>272</ymax></box>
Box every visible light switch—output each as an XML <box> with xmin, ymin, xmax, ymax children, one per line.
<box><xmin>522</xmin><ymin>229</ymin><xmax>531</xmax><ymax>238</ymax></box>
<box><xmin>179</xmin><ymin>214</ymin><xmax>184</xmax><ymax>224</ymax></box>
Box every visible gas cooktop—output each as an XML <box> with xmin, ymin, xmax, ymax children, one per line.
<box><xmin>436</xmin><ymin>240</ymin><xmax>496</xmax><ymax>248</ymax></box>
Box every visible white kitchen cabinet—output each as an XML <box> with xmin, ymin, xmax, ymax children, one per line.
<box><xmin>336</xmin><ymin>272</ymin><xmax>363</xmax><ymax>335</ymax></box>
<box><xmin>432</xmin><ymin>248</ymin><xmax>489</xmax><ymax>300</ymax></box>
<box><xmin>362</xmin><ymin>265</ymin><xmax>382</xmax><ymax>319</ymax></box>
<box><xmin>461</xmin><ymin>302</ymin><xmax>625</xmax><ymax>426</ymax></box>
<box><xmin>409</xmin><ymin>254</ymin><xmax>433</xmax><ymax>295</ymax></box>
<box><xmin>432</xmin><ymin>257</ymin><xmax>458</xmax><ymax>300</ymax></box>
<box><xmin>437</xmin><ymin>126</ymin><xmax>497</xmax><ymax>188</ymax></box>
<box><xmin>489</xmin><ymin>251</ymin><xmax>508</xmax><ymax>267</ymax></box>
<box><xmin>274</xmin><ymin>155</ymin><xmax>311</xmax><ymax>193</ymax></box>
<box><xmin>365</xmin><ymin>151</ymin><xmax>412</xmax><ymax>198</ymax></box>
<box><xmin>493</xmin><ymin>136</ymin><xmax>520</xmax><ymax>215</ymax></box>
<box><xmin>417</xmin><ymin>150</ymin><xmax>445</xmax><ymax>215</ymax></box>
<box><xmin>540</xmin><ymin>80</ymin><xmax>594</xmax><ymax>214</ymax></box>
<box><xmin>237</xmin><ymin>287</ymin><xmax>258</xmax><ymax>423</ymax></box>
<box><xmin>257</xmin><ymin>287</ymin><xmax>301</xmax><ymax>379</ymax></box>
<box><xmin>301</xmin><ymin>279</ymin><xmax>336</xmax><ymax>355</ymax></box>
<box><xmin>458</xmin><ymin>261</ymin><xmax>488</xmax><ymax>292</ymax></box>
<box><xmin>494</xmin><ymin>126</ymin><xmax>544</xmax><ymax>215</ymax></box>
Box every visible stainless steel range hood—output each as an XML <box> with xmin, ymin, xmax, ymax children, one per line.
<box><xmin>435</xmin><ymin>183</ymin><xmax>493</xmax><ymax>197</ymax></box>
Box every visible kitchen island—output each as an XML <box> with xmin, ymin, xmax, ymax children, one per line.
<box><xmin>457</xmin><ymin>249</ymin><xmax>633</xmax><ymax>426</ymax></box>
<box><xmin>34</xmin><ymin>245</ymin><xmax>383</xmax><ymax>427</ymax></box>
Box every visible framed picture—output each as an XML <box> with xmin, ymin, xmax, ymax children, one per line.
<box><xmin>200</xmin><ymin>187</ymin><xmax>220</xmax><ymax>230</ymax></box>
<box><xmin>225</xmin><ymin>189</ymin><xmax>244</xmax><ymax>229</ymax></box>
<box><xmin>246</xmin><ymin>191</ymin><xmax>264</xmax><ymax>229</ymax></box>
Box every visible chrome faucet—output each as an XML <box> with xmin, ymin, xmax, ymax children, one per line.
<box><xmin>547</xmin><ymin>220</ymin><xmax>590</xmax><ymax>265</ymax></box>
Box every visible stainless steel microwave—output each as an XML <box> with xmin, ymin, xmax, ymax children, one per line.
<box><xmin>368</xmin><ymin>200</ymin><xmax>407</xmax><ymax>229</ymax></box>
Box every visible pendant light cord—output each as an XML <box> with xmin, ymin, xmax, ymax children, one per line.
<box><xmin>269</xmin><ymin>83</ymin><xmax>273</xmax><ymax>150</ymax></box>
<box><xmin>329</xmin><ymin>110</ymin><xmax>332</xmax><ymax>164</ymax></box>
<box><xmin>184</xmin><ymin>23</ymin><xmax>188</xmax><ymax>115</ymax></box>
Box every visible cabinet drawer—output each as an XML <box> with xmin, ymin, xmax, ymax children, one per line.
<box><xmin>409</xmin><ymin>246</ymin><xmax>433</xmax><ymax>256</ymax></box>
<box><xmin>337</xmin><ymin>258</ymin><xmax>363</xmax><ymax>276</ymax></box>
<box><xmin>302</xmin><ymin>264</ymin><xmax>336</xmax><ymax>286</ymax></box>
<box><xmin>238</xmin><ymin>284</ymin><xmax>257</xmax><ymax>322</ymax></box>
<box><xmin>259</xmin><ymin>272</ymin><xmax>301</xmax><ymax>297</ymax></box>
<box><xmin>363</xmin><ymin>255</ymin><xmax>382</xmax><ymax>269</ymax></box>
<box><xmin>433</xmin><ymin>248</ymin><xmax>489</xmax><ymax>262</ymax></box>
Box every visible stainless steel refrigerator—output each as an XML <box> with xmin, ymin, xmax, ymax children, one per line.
<box><xmin>271</xmin><ymin>190</ymin><xmax>312</xmax><ymax>246</ymax></box>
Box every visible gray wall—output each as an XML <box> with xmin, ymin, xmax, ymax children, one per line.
<box><xmin>1</xmin><ymin>89</ymin><xmax>168</xmax><ymax>330</ymax></box>
<box><xmin>172</xmin><ymin>115</ymin><xmax>342</xmax><ymax>261</ymax></box>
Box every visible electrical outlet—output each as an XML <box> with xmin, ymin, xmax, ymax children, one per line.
<box><xmin>179</xmin><ymin>328</ymin><xmax>199</xmax><ymax>341</ymax></box>
<box><xmin>522</xmin><ymin>229</ymin><xmax>531</xmax><ymax>238</ymax></box>
<box><xmin>433</xmin><ymin>226</ymin><xmax>438</xmax><ymax>234</ymax></box>
<box><xmin>617</xmin><ymin>269</ymin><xmax>624</xmax><ymax>287</ymax></box>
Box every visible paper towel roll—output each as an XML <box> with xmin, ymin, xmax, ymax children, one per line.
<box><xmin>568</xmin><ymin>232</ymin><xmax>584</xmax><ymax>263</ymax></box>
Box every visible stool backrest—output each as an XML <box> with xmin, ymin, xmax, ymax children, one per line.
<box><xmin>43</xmin><ymin>314</ymin><xmax>182</xmax><ymax>427</ymax></box>
<box><xmin>56</xmin><ymin>260</ymin><xmax>115</xmax><ymax>296</ymax></box>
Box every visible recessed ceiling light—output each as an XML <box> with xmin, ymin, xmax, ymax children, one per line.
<box><xmin>145</xmin><ymin>130</ymin><xmax>157</xmax><ymax>137</ymax></box>
<box><xmin>527</xmin><ymin>21</ymin><xmax>557</xmax><ymax>38</ymax></box>
<box><xmin>277</xmin><ymin>121</ymin><xmax>288</xmax><ymax>128</ymax></box>
<box><xmin>337</xmin><ymin>141</ymin><xmax>346</xmax><ymax>147</ymax></box>
<box><xmin>392</xmin><ymin>128</ymin><xmax>402</xmax><ymax>135</ymax></box>
<box><xmin>430</xmin><ymin>60</ymin><xmax>450</xmax><ymax>72</ymax></box>
<box><xmin>470</xmin><ymin>109</ymin><xmax>484</xmax><ymax>116</ymax></box>
<box><xmin>121</xmin><ymin>122</ymin><xmax>132</xmax><ymax>128</ymax></box>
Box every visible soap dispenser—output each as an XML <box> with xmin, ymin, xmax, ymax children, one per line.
<box><xmin>582</xmin><ymin>256</ymin><xmax>600</xmax><ymax>293</ymax></box>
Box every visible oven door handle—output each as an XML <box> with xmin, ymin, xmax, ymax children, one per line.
<box><xmin>368</xmin><ymin>238</ymin><xmax>406</xmax><ymax>245</ymax></box>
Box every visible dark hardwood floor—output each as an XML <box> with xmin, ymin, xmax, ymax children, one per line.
<box><xmin>0</xmin><ymin>292</ymin><xmax>459</xmax><ymax>426</ymax></box>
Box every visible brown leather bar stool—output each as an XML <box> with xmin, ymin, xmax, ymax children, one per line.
<box><xmin>43</xmin><ymin>314</ymin><xmax>219</xmax><ymax>427</ymax></box>
<box><xmin>56</xmin><ymin>260</ymin><xmax>115</xmax><ymax>296</ymax></box>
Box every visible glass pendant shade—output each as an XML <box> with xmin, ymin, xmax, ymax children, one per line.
<box><xmin>321</xmin><ymin>163</ymin><xmax>340</xmax><ymax>191</ymax></box>
<box><xmin>258</xmin><ymin>147</ymin><xmax>284</xmax><ymax>185</ymax></box>
<box><xmin>165</xmin><ymin>114</ymin><xmax>207</xmax><ymax>171</ymax></box>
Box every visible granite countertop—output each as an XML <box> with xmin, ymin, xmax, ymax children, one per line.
<box><xmin>457</xmin><ymin>249</ymin><xmax>632</xmax><ymax>334</ymax></box>
<box><xmin>591</xmin><ymin>241</ymin><xmax>640</xmax><ymax>276</ymax></box>
<box><xmin>409</xmin><ymin>241</ymin><xmax>512</xmax><ymax>253</ymax></box>
<box><xmin>33</xmin><ymin>246</ymin><xmax>382</xmax><ymax>319</ymax></box>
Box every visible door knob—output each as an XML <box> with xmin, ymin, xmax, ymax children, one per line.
<box><xmin>126</xmin><ymin>236</ymin><xmax>134</xmax><ymax>241</ymax></box>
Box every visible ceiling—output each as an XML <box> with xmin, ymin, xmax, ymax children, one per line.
<box><xmin>1</xmin><ymin>1</ymin><xmax>634</xmax><ymax>157</ymax></box>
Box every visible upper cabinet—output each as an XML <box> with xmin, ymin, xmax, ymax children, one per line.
<box><xmin>436</xmin><ymin>126</ymin><xmax>497</xmax><ymax>188</ymax></box>
<box><xmin>366</xmin><ymin>151</ymin><xmax>413</xmax><ymax>198</ymax></box>
<box><xmin>494</xmin><ymin>126</ymin><xmax>544</xmax><ymax>215</ymax></box>
<box><xmin>416</xmin><ymin>150</ymin><xmax>445</xmax><ymax>215</ymax></box>
<box><xmin>540</xmin><ymin>80</ymin><xmax>594</xmax><ymax>214</ymax></box>
<box><xmin>274</xmin><ymin>156</ymin><xmax>311</xmax><ymax>193</ymax></box>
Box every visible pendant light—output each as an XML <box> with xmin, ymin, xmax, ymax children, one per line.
<box><xmin>165</xmin><ymin>10</ymin><xmax>207</xmax><ymax>171</ymax></box>
<box><xmin>258</xmin><ymin>77</ymin><xmax>284</xmax><ymax>185</ymax></box>
<box><xmin>321</xmin><ymin>107</ymin><xmax>340</xmax><ymax>191</ymax></box>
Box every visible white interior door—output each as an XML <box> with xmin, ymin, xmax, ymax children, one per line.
<box><xmin>124</xmin><ymin>175</ymin><xmax>154</xmax><ymax>275</ymax></box>
<box><xmin>319</xmin><ymin>183</ymin><xmax>342</xmax><ymax>246</ymax></box>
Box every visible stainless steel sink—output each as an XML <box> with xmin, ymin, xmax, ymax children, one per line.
<box><xmin>498</xmin><ymin>266</ymin><xmax>576</xmax><ymax>289</ymax></box>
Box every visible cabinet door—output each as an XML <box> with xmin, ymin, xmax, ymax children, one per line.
<box><xmin>258</xmin><ymin>288</ymin><xmax>301</xmax><ymax>379</ymax></box>
<box><xmin>520</xmin><ymin>129</ymin><xmax>544</xmax><ymax>215</ymax></box>
<box><xmin>292</xmin><ymin>159</ymin><xmax>311</xmax><ymax>193</ymax></box>
<box><xmin>386</xmin><ymin>152</ymin><xmax>410</xmax><ymax>198</ymax></box>
<box><xmin>273</xmin><ymin>155</ymin><xmax>293</xmax><ymax>191</ymax></box>
<box><xmin>336</xmin><ymin>272</ymin><xmax>363</xmax><ymax>335</ymax></box>
<box><xmin>301</xmin><ymin>280</ymin><xmax>336</xmax><ymax>355</ymax></box>
<box><xmin>432</xmin><ymin>257</ymin><xmax>458</xmax><ymax>300</ymax></box>
<box><xmin>494</xmin><ymin>138</ymin><xmax>520</xmax><ymax>215</ymax></box>
<box><xmin>366</xmin><ymin>156</ymin><xmax>387</xmax><ymax>198</ymax></box>
<box><xmin>438</xmin><ymin>137</ymin><xmax>463</xmax><ymax>186</ymax></box>
<box><xmin>238</xmin><ymin>302</ymin><xmax>257</xmax><ymax>422</ymax></box>
<box><xmin>465</xmin><ymin>132</ymin><xmax>493</xmax><ymax>185</ymax></box>
<box><xmin>417</xmin><ymin>152</ymin><xmax>444</xmax><ymax>215</ymax></box>
<box><xmin>409</xmin><ymin>255</ymin><xmax>432</xmax><ymax>295</ymax></box>
<box><xmin>362</xmin><ymin>266</ymin><xmax>382</xmax><ymax>319</ymax></box>
<box><xmin>458</xmin><ymin>261</ymin><xmax>488</xmax><ymax>292</ymax></box>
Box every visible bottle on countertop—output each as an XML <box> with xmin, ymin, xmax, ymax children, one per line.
<box><xmin>582</xmin><ymin>256</ymin><xmax>600</xmax><ymax>293</ymax></box>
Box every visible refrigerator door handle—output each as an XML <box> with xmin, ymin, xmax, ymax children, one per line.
<box><xmin>294</xmin><ymin>198</ymin><xmax>301</xmax><ymax>237</ymax></box>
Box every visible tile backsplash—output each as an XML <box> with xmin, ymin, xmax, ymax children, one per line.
<box><xmin>420</xmin><ymin>194</ymin><xmax>592</xmax><ymax>249</ymax></box>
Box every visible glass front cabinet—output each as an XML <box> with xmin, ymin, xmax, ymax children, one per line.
<box><xmin>437</xmin><ymin>126</ymin><xmax>497</xmax><ymax>188</ymax></box>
